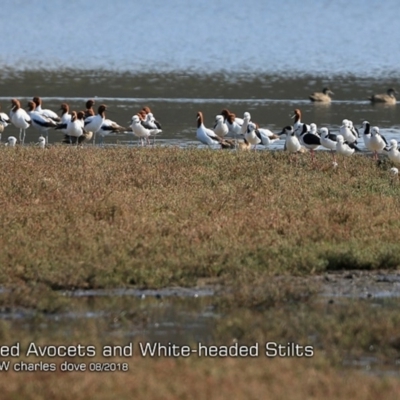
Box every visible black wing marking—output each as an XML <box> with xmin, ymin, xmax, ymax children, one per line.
<box><xmin>303</xmin><ymin>133</ymin><xmax>320</xmax><ymax>145</ymax></box>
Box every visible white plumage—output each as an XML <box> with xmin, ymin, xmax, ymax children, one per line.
<box><xmin>9</xmin><ymin>99</ymin><xmax>31</xmax><ymax>145</ymax></box>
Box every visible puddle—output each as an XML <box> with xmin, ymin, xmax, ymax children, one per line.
<box><xmin>320</xmin><ymin>270</ymin><xmax>400</xmax><ymax>299</ymax></box>
<box><xmin>1</xmin><ymin>273</ymin><xmax>400</xmax><ymax>375</ymax></box>
<box><xmin>65</xmin><ymin>286</ymin><xmax>215</xmax><ymax>298</ymax></box>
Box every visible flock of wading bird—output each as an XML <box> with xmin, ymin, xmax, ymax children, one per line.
<box><xmin>196</xmin><ymin>87</ymin><xmax>400</xmax><ymax>175</ymax></box>
<box><xmin>0</xmin><ymin>97</ymin><xmax>162</xmax><ymax>147</ymax></box>
<box><xmin>0</xmin><ymin>88</ymin><xmax>400</xmax><ymax>175</ymax></box>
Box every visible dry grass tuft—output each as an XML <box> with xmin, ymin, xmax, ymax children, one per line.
<box><xmin>1</xmin><ymin>146</ymin><xmax>399</xmax><ymax>297</ymax></box>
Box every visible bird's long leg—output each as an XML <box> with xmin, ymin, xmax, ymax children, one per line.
<box><xmin>22</xmin><ymin>129</ymin><xmax>26</xmax><ymax>145</ymax></box>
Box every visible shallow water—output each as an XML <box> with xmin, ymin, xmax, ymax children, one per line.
<box><xmin>1</xmin><ymin>71</ymin><xmax>400</xmax><ymax>148</ymax></box>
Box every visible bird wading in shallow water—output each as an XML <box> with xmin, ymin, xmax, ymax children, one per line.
<box><xmin>10</xmin><ymin>99</ymin><xmax>31</xmax><ymax>145</ymax></box>
<box><xmin>369</xmin><ymin>126</ymin><xmax>388</xmax><ymax>161</ymax></box>
<box><xmin>196</xmin><ymin>111</ymin><xmax>236</xmax><ymax>149</ymax></box>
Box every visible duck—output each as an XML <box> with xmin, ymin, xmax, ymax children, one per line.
<box><xmin>368</xmin><ymin>88</ymin><xmax>397</xmax><ymax>104</ymax></box>
<box><xmin>387</xmin><ymin>139</ymin><xmax>400</xmax><ymax>165</ymax></box>
<box><xmin>309</xmin><ymin>87</ymin><xmax>334</xmax><ymax>103</ymax></box>
<box><xmin>9</xmin><ymin>99</ymin><xmax>31</xmax><ymax>145</ymax></box>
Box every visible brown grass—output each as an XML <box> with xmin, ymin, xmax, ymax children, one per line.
<box><xmin>0</xmin><ymin>356</ymin><xmax>399</xmax><ymax>400</ymax></box>
<box><xmin>1</xmin><ymin>146</ymin><xmax>399</xmax><ymax>296</ymax></box>
<box><xmin>1</xmin><ymin>145</ymin><xmax>400</xmax><ymax>397</ymax></box>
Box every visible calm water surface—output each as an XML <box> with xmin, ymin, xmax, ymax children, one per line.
<box><xmin>1</xmin><ymin>72</ymin><xmax>399</xmax><ymax>148</ymax></box>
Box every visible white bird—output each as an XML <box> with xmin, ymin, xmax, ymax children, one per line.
<box><xmin>361</xmin><ymin>121</ymin><xmax>372</xmax><ymax>151</ymax></box>
<box><xmin>336</xmin><ymin>135</ymin><xmax>354</xmax><ymax>167</ymax></box>
<box><xmin>220</xmin><ymin>109</ymin><xmax>243</xmax><ymax>138</ymax></box>
<box><xmin>0</xmin><ymin>107</ymin><xmax>11</xmax><ymax>127</ymax></box>
<box><xmin>347</xmin><ymin>120</ymin><xmax>359</xmax><ymax>142</ymax></box>
<box><xmin>196</xmin><ymin>111</ymin><xmax>222</xmax><ymax>147</ymax></box>
<box><xmin>320</xmin><ymin>127</ymin><xmax>338</xmax><ymax>160</ymax></box>
<box><xmin>278</xmin><ymin>125</ymin><xmax>302</xmax><ymax>161</ymax></box>
<box><xmin>37</xmin><ymin>135</ymin><xmax>46</xmax><ymax>149</ymax></box>
<box><xmin>143</xmin><ymin>112</ymin><xmax>161</xmax><ymax>130</ymax></box>
<box><xmin>32</xmin><ymin>97</ymin><xmax>60</xmax><ymax>123</ymax></box>
<box><xmin>84</xmin><ymin>104</ymin><xmax>107</xmax><ymax>145</ymax></box>
<box><xmin>9</xmin><ymin>99</ymin><xmax>31</xmax><ymax>145</ymax></box>
<box><xmin>56</xmin><ymin>103</ymin><xmax>72</xmax><ymax>135</ymax></box>
<box><xmin>196</xmin><ymin>111</ymin><xmax>234</xmax><ymax>148</ymax></box>
<box><xmin>387</xmin><ymin>139</ymin><xmax>400</xmax><ymax>165</ymax></box>
<box><xmin>390</xmin><ymin>167</ymin><xmax>399</xmax><ymax>175</ymax></box>
<box><xmin>56</xmin><ymin>111</ymin><xmax>85</xmax><ymax>144</ymax></box>
<box><xmin>0</xmin><ymin>106</ymin><xmax>11</xmax><ymax>141</ymax></box>
<box><xmin>291</xmin><ymin>109</ymin><xmax>310</xmax><ymax>138</ymax></box>
<box><xmin>244</xmin><ymin>122</ymin><xmax>279</xmax><ymax>150</ymax></box>
<box><xmin>97</xmin><ymin>119</ymin><xmax>126</xmax><ymax>145</ymax></box>
<box><xmin>299</xmin><ymin>123</ymin><xmax>321</xmax><ymax>162</ymax></box>
<box><xmin>213</xmin><ymin>115</ymin><xmax>229</xmax><ymax>137</ymax></box>
<box><xmin>5</xmin><ymin>136</ymin><xmax>17</xmax><ymax>147</ymax></box>
<box><xmin>339</xmin><ymin>119</ymin><xmax>357</xmax><ymax>145</ymax></box>
<box><xmin>390</xmin><ymin>167</ymin><xmax>399</xmax><ymax>185</ymax></box>
<box><xmin>129</xmin><ymin>115</ymin><xmax>159</xmax><ymax>146</ymax></box>
<box><xmin>369</xmin><ymin>126</ymin><xmax>388</xmax><ymax>161</ymax></box>
<box><xmin>225</xmin><ymin>112</ymin><xmax>242</xmax><ymax>138</ymax></box>
<box><xmin>140</xmin><ymin>112</ymin><xmax>162</xmax><ymax>144</ymax></box>
<box><xmin>27</xmin><ymin>101</ymin><xmax>57</xmax><ymax>144</ymax></box>
<box><xmin>240</xmin><ymin>112</ymin><xmax>251</xmax><ymax>135</ymax></box>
